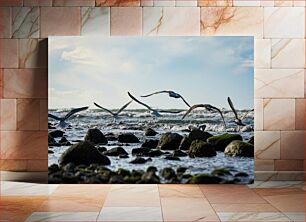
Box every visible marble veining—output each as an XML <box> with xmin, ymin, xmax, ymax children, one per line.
<box><xmin>26</xmin><ymin>212</ymin><xmax>99</xmax><ymax>221</ymax></box>
<box><xmin>255</xmin><ymin>131</ymin><xmax>280</xmax><ymax>159</ymax></box>
<box><xmin>19</xmin><ymin>39</ymin><xmax>39</xmax><ymax>68</ymax></box>
<box><xmin>12</xmin><ymin>7</ymin><xmax>39</xmax><ymax>38</ymax></box>
<box><xmin>217</xmin><ymin>212</ymin><xmax>291</xmax><ymax>221</ymax></box>
<box><xmin>81</xmin><ymin>7</ymin><xmax>110</xmax><ymax>36</ymax></box>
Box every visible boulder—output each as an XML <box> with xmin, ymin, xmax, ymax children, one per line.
<box><xmin>59</xmin><ymin>136</ymin><xmax>72</xmax><ymax>146</ymax></box>
<box><xmin>187</xmin><ymin>174</ymin><xmax>222</xmax><ymax>184</ymax></box>
<box><xmin>158</xmin><ymin>133</ymin><xmax>183</xmax><ymax>150</ymax></box>
<box><xmin>211</xmin><ymin>168</ymin><xmax>232</xmax><ymax>176</ymax></box>
<box><xmin>140</xmin><ymin>171</ymin><xmax>160</xmax><ymax>184</ymax></box>
<box><xmin>132</xmin><ymin>147</ymin><xmax>151</xmax><ymax>156</ymax></box>
<box><xmin>207</xmin><ymin>133</ymin><xmax>242</xmax><ymax>151</ymax></box>
<box><xmin>97</xmin><ymin>147</ymin><xmax>107</xmax><ymax>153</ymax></box>
<box><xmin>84</xmin><ymin>128</ymin><xmax>108</xmax><ymax>145</ymax></box>
<box><xmin>173</xmin><ymin>150</ymin><xmax>187</xmax><ymax>157</ymax></box>
<box><xmin>130</xmin><ymin>157</ymin><xmax>151</xmax><ymax>164</ymax></box>
<box><xmin>179</xmin><ymin>136</ymin><xmax>191</xmax><ymax>150</ymax></box>
<box><xmin>59</xmin><ymin>141</ymin><xmax>110</xmax><ymax>166</ymax></box>
<box><xmin>248</xmin><ymin>136</ymin><xmax>254</xmax><ymax>145</ymax></box>
<box><xmin>188</xmin><ymin>140</ymin><xmax>216</xmax><ymax>158</ymax></box>
<box><xmin>104</xmin><ymin>147</ymin><xmax>128</xmax><ymax>156</ymax></box>
<box><xmin>49</xmin><ymin>130</ymin><xmax>64</xmax><ymax>138</ymax></box>
<box><xmin>188</xmin><ymin>129</ymin><xmax>213</xmax><ymax>141</ymax></box>
<box><xmin>160</xmin><ymin>167</ymin><xmax>176</xmax><ymax>180</ymax></box>
<box><xmin>118</xmin><ymin>133</ymin><xmax>139</xmax><ymax>143</ymax></box>
<box><xmin>141</xmin><ymin>139</ymin><xmax>159</xmax><ymax>149</ymax></box>
<box><xmin>48</xmin><ymin>134</ymin><xmax>58</xmax><ymax>146</ymax></box>
<box><xmin>145</xmin><ymin>128</ymin><xmax>158</xmax><ymax>136</ymax></box>
<box><xmin>224</xmin><ymin>140</ymin><xmax>254</xmax><ymax>157</ymax></box>
<box><xmin>164</xmin><ymin>156</ymin><xmax>180</xmax><ymax>161</ymax></box>
<box><xmin>147</xmin><ymin>149</ymin><xmax>164</xmax><ymax>157</ymax></box>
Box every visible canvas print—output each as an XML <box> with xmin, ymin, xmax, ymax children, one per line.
<box><xmin>48</xmin><ymin>36</ymin><xmax>254</xmax><ymax>184</ymax></box>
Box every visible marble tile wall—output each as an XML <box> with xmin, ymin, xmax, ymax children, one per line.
<box><xmin>0</xmin><ymin>0</ymin><xmax>304</xmax><ymax>181</ymax></box>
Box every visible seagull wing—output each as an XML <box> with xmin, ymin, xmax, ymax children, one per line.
<box><xmin>64</xmin><ymin>106</ymin><xmax>89</xmax><ymax>120</ymax></box>
<box><xmin>241</xmin><ymin>108</ymin><xmax>254</xmax><ymax>120</ymax></box>
<box><xmin>227</xmin><ymin>97</ymin><xmax>239</xmax><ymax>120</ymax></box>
<box><xmin>94</xmin><ymin>102</ymin><xmax>116</xmax><ymax>116</ymax></box>
<box><xmin>116</xmin><ymin>100</ymin><xmax>133</xmax><ymax>115</ymax></box>
<box><xmin>182</xmin><ymin>104</ymin><xmax>206</xmax><ymax>119</ymax></box>
<box><xmin>128</xmin><ymin>92</ymin><xmax>154</xmax><ymax>112</ymax></box>
<box><xmin>207</xmin><ymin>105</ymin><xmax>227</xmax><ymax>128</ymax></box>
<box><xmin>159</xmin><ymin>110</ymin><xmax>182</xmax><ymax>114</ymax></box>
<box><xmin>179</xmin><ymin>95</ymin><xmax>191</xmax><ymax>107</ymax></box>
<box><xmin>141</xmin><ymin>90</ymin><xmax>169</xmax><ymax>97</ymax></box>
<box><xmin>48</xmin><ymin>113</ymin><xmax>62</xmax><ymax>121</ymax></box>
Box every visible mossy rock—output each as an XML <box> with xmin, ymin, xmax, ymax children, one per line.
<box><xmin>160</xmin><ymin>167</ymin><xmax>176</xmax><ymax>180</ymax></box>
<box><xmin>141</xmin><ymin>139</ymin><xmax>159</xmax><ymax>149</ymax></box>
<box><xmin>188</xmin><ymin>140</ymin><xmax>216</xmax><ymax>158</ymax></box>
<box><xmin>211</xmin><ymin>168</ymin><xmax>232</xmax><ymax>176</ymax></box>
<box><xmin>158</xmin><ymin>133</ymin><xmax>183</xmax><ymax>150</ymax></box>
<box><xmin>207</xmin><ymin>133</ymin><xmax>242</xmax><ymax>151</ymax></box>
<box><xmin>187</xmin><ymin>174</ymin><xmax>222</xmax><ymax>184</ymax></box>
<box><xmin>179</xmin><ymin>136</ymin><xmax>191</xmax><ymax>150</ymax></box>
<box><xmin>188</xmin><ymin>129</ymin><xmax>213</xmax><ymax>142</ymax></box>
<box><xmin>224</xmin><ymin>140</ymin><xmax>254</xmax><ymax>157</ymax></box>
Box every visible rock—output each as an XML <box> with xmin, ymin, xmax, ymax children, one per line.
<box><xmin>132</xmin><ymin>147</ymin><xmax>150</xmax><ymax>156</ymax></box>
<box><xmin>105</xmin><ymin>133</ymin><xmax>118</xmax><ymax>141</ymax></box>
<box><xmin>48</xmin><ymin>134</ymin><xmax>58</xmax><ymax>146</ymax></box>
<box><xmin>173</xmin><ymin>150</ymin><xmax>187</xmax><ymax>157</ymax></box>
<box><xmin>145</xmin><ymin>128</ymin><xmax>158</xmax><ymax>136</ymax></box>
<box><xmin>84</xmin><ymin>128</ymin><xmax>108</xmax><ymax>145</ymax></box>
<box><xmin>119</xmin><ymin>154</ymin><xmax>129</xmax><ymax>158</ymax></box>
<box><xmin>48</xmin><ymin>164</ymin><xmax>60</xmax><ymax>173</ymax></box>
<box><xmin>187</xmin><ymin>174</ymin><xmax>222</xmax><ymax>184</ymax></box>
<box><xmin>49</xmin><ymin>130</ymin><xmax>64</xmax><ymax>138</ymax></box>
<box><xmin>140</xmin><ymin>171</ymin><xmax>160</xmax><ymax>184</ymax></box>
<box><xmin>158</xmin><ymin>133</ymin><xmax>183</xmax><ymax>150</ymax></box>
<box><xmin>188</xmin><ymin>140</ymin><xmax>216</xmax><ymax>158</ymax></box>
<box><xmin>97</xmin><ymin>147</ymin><xmax>107</xmax><ymax>153</ymax></box>
<box><xmin>62</xmin><ymin>163</ymin><xmax>75</xmax><ymax>172</ymax></box>
<box><xmin>48</xmin><ymin>149</ymin><xmax>54</xmax><ymax>154</ymax></box>
<box><xmin>117</xmin><ymin>168</ymin><xmax>131</xmax><ymax>177</ymax></box>
<box><xmin>178</xmin><ymin>136</ymin><xmax>191</xmax><ymax>150</ymax></box>
<box><xmin>235</xmin><ymin>172</ymin><xmax>249</xmax><ymax>177</ymax></box>
<box><xmin>147</xmin><ymin>166</ymin><xmax>157</xmax><ymax>173</ymax></box>
<box><xmin>130</xmin><ymin>157</ymin><xmax>151</xmax><ymax>164</ymax></box>
<box><xmin>59</xmin><ymin>136</ymin><xmax>72</xmax><ymax>146</ymax></box>
<box><xmin>147</xmin><ymin>149</ymin><xmax>164</xmax><ymax>157</ymax></box>
<box><xmin>207</xmin><ymin>133</ymin><xmax>242</xmax><ymax>151</ymax></box>
<box><xmin>59</xmin><ymin>141</ymin><xmax>110</xmax><ymax>166</ymax></box>
<box><xmin>160</xmin><ymin>167</ymin><xmax>176</xmax><ymax>180</ymax></box>
<box><xmin>164</xmin><ymin>156</ymin><xmax>181</xmax><ymax>161</ymax></box>
<box><xmin>211</xmin><ymin>168</ymin><xmax>232</xmax><ymax>176</ymax></box>
<box><xmin>188</xmin><ymin>129</ymin><xmax>213</xmax><ymax>142</ymax></box>
<box><xmin>109</xmin><ymin>175</ymin><xmax>125</xmax><ymax>184</ymax></box>
<box><xmin>141</xmin><ymin>139</ymin><xmax>159</xmax><ymax>149</ymax></box>
<box><xmin>176</xmin><ymin>167</ymin><xmax>187</xmax><ymax>174</ymax></box>
<box><xmin>224</xmin><ymin>140</ymin><xmax>254</xmax><ymax>157</ymax></box>
<box><xmin>248</xmin><ymin>136</ymin><xmax>254</xmax><ymax>145</ymax></box>
<box><xmin>104</xmin><ymin>147</ymin><xmax>128</xmax><ymax>156</ymax></box>
<box><xmin>118</xmin><ymin>133</ymin><xmax>139</xmax><ymax>143</ymax></box>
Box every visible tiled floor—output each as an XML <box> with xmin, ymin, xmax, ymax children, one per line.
<box><xmin>0</xmin><ymin>181</ymin><xmax>305</xmax><ymax>222</ymax></box>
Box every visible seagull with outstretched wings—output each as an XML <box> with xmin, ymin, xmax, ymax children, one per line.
<box><xmin>48</xmin><ymin>106</ymin><xmax>89</xmax><ymax>128</ymax></box>
<box><xmin>94</xmin><ymin>101</ymin><xmax>132</xmax><ymax>118</ymax></box>
<box><xmin>227</xmin><ymin>97</ymin><xmax>254</xmax><ymax>126</ymax></box>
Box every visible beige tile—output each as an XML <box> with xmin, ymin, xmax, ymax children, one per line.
<box><xmin>255</xmin><ymin>69</ymin><xmax>304</xmax><ymax>98</ymax></box>
<box><xmin>0</xmin><ymin>39</ymin><xmax>18</xmax><ymax>68</ymax></box>
<box><xmin>0</xmin><ymin>99</ymin><xmax>16</xmax><ymax>131</ymax></box>
<box><xmin>154</xmin><ymin>0</ymin><xmax>175</xmax><ymax>6</ymax></box>
<box><xmin>254</xmin><ymin>160</ymin><xmax>274</xmax><ymax>171</ymax></box>
<box><xmin>53</xmin><ymin>0</ymin><xmax>95</xmax><ymax>6</ymax></box>
<box><xmin>141</xmin><ymin>0</ymin><xmax>153</xmax><ymax>6</ymax></box>
<box><xmin>212</xmin><ymin>203</ymin><xmax>278</xmax><ymax>212</ymax></box>
<box><xmin>293</xmin><ymin>0</ymin><xmax>306</xmax><ymax>6</ymax></box>
<box><xmin>233</xmin><ymin>0</ymin><xmax>260</xmax><ymax>6</ymax></box>
<box><xmin>261</xmin><ymin>0</ymin><xmax>274</xmax><ymax>6</ymax></box>
<box><xmin>0</xmin><ymin>7</ymin><xmax>11</xmax><ymax>38</ymax></box>
<box><xmin>254</xmin><ymin>39</ymin><xmax>271</xmax><ymax>69</ymax></box>
<box><xmin>161</xmin><ymin>197</ymin><xmax>219</xmax><ymax>221</ymax></box>
<box><xmin>198</xmin><ymin>0</ymin><xmax>232</xmax><ymax>6</ymax></box>
<box><xmin>41</xmin><ymin>7</ymin><xmax>80</xmax><ymax>38</ymax></box>
<box><xmin>12</xmin><ymin>7</ymin><xmax>39</xmax><ymax>38</ymax></box>
<box><xmin>254</xmin><ymin>99</ymin><xmax>263</xmax><ymax>130</ymax></box>
<box><xmin>295</xmin><ymin>99</ymin><xmax>305</xmax><ymax>130</ymax></box>
<box><xmin>158</xmin><ymin>184</ymin><xmax>204</xmax><ymax>198</ymax></box>
<box><xmin>27</xmin><ymin>159</ymin><xmax>48</xmax><ymax>172</ymax></box>
<box><xmin>255</xmin><ymin>131</ymin><xmax>280</xmax><ymax>160</ymax></box>
<box><xmin>274</xmin><ymin>0</ymin><xmax>293</xmax><ymax>6</ymax></box>
<box><xmin>110</xmin><ymin>7</ymin><xmax>142</xmax><ymax>36</ymax></box>
<box><xmin>200</xmin><ymin>7</ymin><xmax>263</xmax><ymax>37</ymax></box>
<box><xmin>17</xmin><ymin>99</ymin><xmax>40</xmax><ymax>130</ymax></box>
<box><xmin>275</xmin><ymin>160</ymin><xmax>304</xmax><ymax>171</ymax></box>
<box><xmin>103</xmin><ymin>185</ymin><xmax>160</xmax><ymax>207</ymax></box>
<box><xmin>263</xmin><ymin>99</ymin><xmax>295</xmax><ymax>130</ymax></box>
<box><xmin>176</xmin><ymin>0</ymin><xmax>197</xmax><ymax>6</ymax></box>
<box><xmin>217</xmin><ymin>212</ymin><xmax>291</xmax><ymax>221</ymax></box>
<box><xmin>271</xmin><ymin>39</ymin><xmax>305</xmax><ymax>68</ymax></box>
<box><xmin>19</xmin><ymin>39</ymin><xmax>47</xmax><ymax>68</ymax></box>
<box><xmin>81</xmin><ymin>7</ymin><xmax>110</xmax><ymax>36</ymax></box>
<box><xmin>280</xmin><ymin>131</ymin><xmax>304</xmax><ymax>160</ymax></box>
<box><xmin>40</xmin><ymin>99</ymin><xmax>48</xmax><ymax>130</ymax></box>
<box><xmin>264</xmin><ymin>7</ymin><xmax>305</xmax><ymax>38</ymax></box>
<box><xmin>143</xmin><ymin>7</ymin><xmax>200</xmax><ymax>36</ymax></box>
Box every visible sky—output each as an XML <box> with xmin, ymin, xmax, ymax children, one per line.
<box><xmin>48</xmin><ymin>36</ymin><xmax>254</xmax><ymax>110</ymax></box>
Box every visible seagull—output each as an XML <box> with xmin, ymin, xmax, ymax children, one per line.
<box><xmin>227</xmin><ymin>97</ymin><xmax>254</xmax><ymax>126</ymax></box>
<box><xmin>94</xmin><ymin>101</ymin><xmax>132</xmax><ymax>118</ymax></box>
<box><xmin>182</xmin><ymin>104</ymin><xmax>226</xmax><ymax>128</ymax></box>
<box><xmin>48</xmin><ymin>106</ymin><xmax>89</xmax><ymax>129</ymax></box>
<box><xmin>141</xmin><ymin>90</ymin><xmax>191</xmax><ymax>107</ymax></box>
<box><xmin>128</xmin><ymin>92</ymin><xmax>182</xmax><ymax>117</ymax></box>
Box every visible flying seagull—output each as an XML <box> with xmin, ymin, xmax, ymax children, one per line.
<box><xmin>48</xmin><ymin>106</ymin><xmax>89</xmax><ymax>128</ymax></box>
<box><xmin>141</xmin><ymin>90</ymin><xmax>191</xmax><ymax>108</ymax></box>
<box><xmin>182</xmin><ymin>104</ymin><xmax>227</xmax><ymax>128</ymax></box>
<box><xmin>94</xmin><ymin>101</ymin><xmax>132</xmax><ymax>118</ymax></box>
<box><xmin>227</xmin><ymin>97</ymin><xmax>254</xmax><ymax>126</ymax></box>
<box><xmin>128</xmin><ymin>92</ymin><xmax>181</xmax><ymax>117</ymax></box>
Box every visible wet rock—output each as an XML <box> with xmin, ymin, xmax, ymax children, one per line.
<box><xmin>48</xmin><ymin>164</ymin><xmax>60</xmax><ymax>174</ymax></box>
<box><xmin>117</xmin><ymin>168</ymin><xmax>131</xmax><ymax>177</ymax></box>
<box><xmin>62</xmin><ymin>172</ymin><xmax>78</xmax><ymax>183</ymax></box>
<box><xmin>147</xmin><ymin>149</ymin><xmax>164</xmax><ymax>157</ymax></box>
<box><xmin>118</xmin><ymin>133</ymin><xmax>139</xmax><ymax>143</ymax></box>
<box><xmin>224</xmin><ymin>140</ymin><xmax>254</xmax><ymax>157</ymax></box>
<box><xmin>130</xmin><ymin>157</ymin><xmax>151</xmax><ymax>164</ymax></box>
<box><xmin>132</xmin><ymin>147</ymin><xmax>150</xmax><ymax>156</ymax></box>
<box><xmin>48</xmin><ymin>123</ymin><xmax>56</xmax><ymax>129</ymax></box>
<box><xmin>141</xmin><ymin>139</ymin><xmax>159</xmax><ymax>149</ymax></box>
<box><xmin>104</xmin><ymin>147</ymin><xmax>128</xmax><ymax>156</ymax></box>
<box><xmin>62</xmin><ymin>163</ymin><xmax>75</xmax><ymax>172</ymax></box>
<box><xmin>187</xmin><ymin>174</ymin><xmax>222</xmax><ymax>184</ymax></box>
<box><xmin>160</xmin><ymin>167</ymin><xmax>176</xmax><ymax>180</ymax></box>
<box><xmin>145</xmin><ymin>128</ymin><xmax>158</xmax><ymax>136</ymax></box>
<box><xmin>48</xmin><ymin>134</ymin><xmax>59</xmax><ymax>146</ymax></box>
<box><xmin>109</xmin><ymin>175</ymin><xmax>125</xmax><ymax>184</ymax></box>
<box><xmin>158</xmin><ymin>133</ymin><xmax>183</xmax><ymax>150</ymax></box>
<box><xmin>59</xmin><ymin>136</ymin><xmax>72</xmax><ymax>146</ymax></box>
<box><xmin>188</xmin><ymin>140</ymin><xmax>216</xmax><ymax>158</ymax></box>
<box><xmin>59</xmin><ymin>141</ymin><xmax>110</xmax><ymax>166</ymax></box>
<box><xmin>235</xmin><ymin>172</ymin><xmax>249</xmax><ymax>177</ymax></box>
<box><xmin>147</xmin><ymin>166</ymin><xmax>158</xmax><ymax>173</ymax></box>
<box><xmin>207</xmin><ymin>133</ymin><xmax>242</xmax><ymax>151</ymax></box>
<box><xmin>48</xmin><ymin>149</ymin><xmax>54</xmax><ymax>154</ymax></box>
<box><xmin>173</xmin><ymin>150</ymin><xmax>187</xmax><ymax>157</ymax></box>
<box><xmin>84</xmin><ymin>128</ymin><xmax>108</xmax><ymax>145</ymax></box>
<box><xmin>176</xmin><ymin>167</ymin><xmax>187</xmax><ymax>174</ymax></box>
<box><xmin>188</xmin><ymin>129</ymin><xmax>213</xmax><ymax>142</ymax></box>
<box><xmin>248</xmin><ymin>136</ymin><xmax>254</xmax><ymax>145</ymax></box>
<box><xmin>164</xmin><ymin>156</ymin><xmax>181</xmax><ymax>161</ymax></box>
<box><xmin>105</xmin><ymin>133</ymin><xmax>118</xmax><ymax>141</ymax></box>
<box><xmin>211</xmin><ymin>168</ymin><xmax>232</xmax><ymax>176</ymax></box>
<box><xmin>49</xmin><ymin>130</ymin><xmax>64</xmax><ymax>138</ymax></box>
<box><xmin>140</xmin><ymin>171</ymin><xmax>160</xmax><ymax>184</ymax></box>
<box><xmin>178</xmin><ymin>136</ymin><xmax>191</xmax><ymax>150</ymax></box>
<box><xmin>97</xmin><ymin>147</ymin><xmax>107</xmax><ymax>153</ymax></box>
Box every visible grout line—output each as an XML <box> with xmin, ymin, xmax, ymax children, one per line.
<box><xmin>157</xmin><ymin>184</ymin><xmax>165</xmax><ymax>222</ymax></box>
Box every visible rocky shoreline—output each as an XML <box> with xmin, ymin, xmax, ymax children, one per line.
<box><xmin>48</xmin><ymin>126</ymin><xmax>254</xmax><ymax>184</ymax></box>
